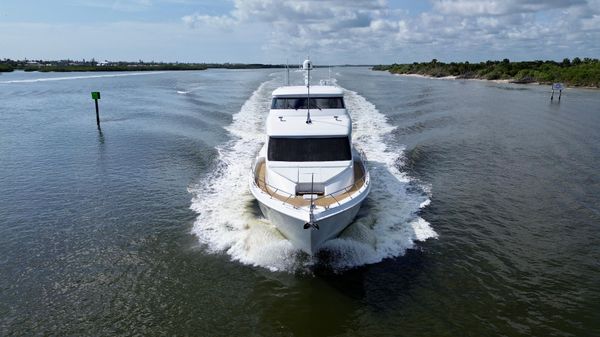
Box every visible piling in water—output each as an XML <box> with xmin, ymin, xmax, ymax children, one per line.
<box><xmin>91</xmin><ymin>91</ymin><xmax>101</xmax><ymax>127</ymax></box>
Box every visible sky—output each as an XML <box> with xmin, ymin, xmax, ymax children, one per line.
<box><xmin>0</xmin><ymin>0</ymin><xmax>599</xmax><ymax>64</ymax></box>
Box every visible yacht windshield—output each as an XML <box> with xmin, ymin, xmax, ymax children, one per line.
<box><xmin>268</xmin><ymin>137</ymin><xmax>352</xmax><ymax>161</ymax></box>
<box><xmin>271</xmin><ymin>97</ymin><xmax>345</xmax><ymax>109</ymax></box>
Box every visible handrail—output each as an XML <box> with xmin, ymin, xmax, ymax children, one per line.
<box><xmin>251</xmin><ymin>156</ymin><xmax>369</xmax><ymax>212</ymax></box>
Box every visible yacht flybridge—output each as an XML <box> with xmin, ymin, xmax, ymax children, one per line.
<box><xmin>249</xmin><ymin>60</ymin><xmax>370</xmax><ymax>254</ymax></box>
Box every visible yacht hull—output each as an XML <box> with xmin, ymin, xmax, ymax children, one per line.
<box><xmin>254</xmin><ymin>193</ymin><xmax>365</xmax><ymax>254</ymax></box>
<box><xmin>254</xmin><ymin>202</ymin><xmax>360</xmax><ymax>254</ymax></box>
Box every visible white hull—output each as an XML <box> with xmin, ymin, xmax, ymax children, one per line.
<box><xmin>257</xmin><ymin>198</ymin><xmax>363</xmax><ymax>254</ymax></box>
<box><xmin>250</xmin><ymin>163</ymin><xmax>370</xmax><ymax>254</ymax></box>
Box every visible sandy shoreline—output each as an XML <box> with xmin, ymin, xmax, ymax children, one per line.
<box><xmin>393</xmin><ymin>72</ymin><xmax>599</xmax><ymax>89</ymax></box>
<box><xmin>395</xmin><ymin>73</ymin><xmax>512</xmax><ymax>84</ymax></box>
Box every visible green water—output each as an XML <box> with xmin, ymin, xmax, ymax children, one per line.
<box><xmin>1</xmin><ymin>68</ymin><xmax>599</xmax><ymax>336</ymax></box>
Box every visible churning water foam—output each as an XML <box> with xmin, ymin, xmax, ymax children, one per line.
<box><xmin>189</xmin><ymin>77</ymin><xmax>437</xmax><ymax>272</ymax></box>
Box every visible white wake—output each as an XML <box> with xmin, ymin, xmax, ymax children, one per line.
<box><xmin>0</xmin><ymin>71</ymin><xmax>167</xmax><ymax>84</ymax></box>
<box><xmin>189</xmin><ymin>77</ymin><xmax>437</xmax><ymax>272</ymax></box>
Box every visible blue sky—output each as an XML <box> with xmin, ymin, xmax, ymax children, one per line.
<box><xmin>1</xmin><ymin>0</ymin><xmax>599</xmax><ymax>64</ymax></box>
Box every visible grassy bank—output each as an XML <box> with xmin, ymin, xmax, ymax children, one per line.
<box><xmin>373</xmin><ymin>58</ymin><xmax>600</xmax><ymax>88</ymax></box>
<box><xmin>0</xmin><ymin>64</ymin><xmax>14</xmax><ymax>72</ymax></box>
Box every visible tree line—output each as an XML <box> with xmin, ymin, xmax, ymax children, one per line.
<box><xmin>373</xmin><ymin>58</ymin><xmax>600</xmax><ymax>87</ymax></box>
<box><xmin>0</xmin><ymin>59</ymin><xmax>287</xmax><ymax>73</ymax></box>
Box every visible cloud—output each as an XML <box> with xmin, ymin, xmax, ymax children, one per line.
<box><xmin>432</xmin><ymin>0</ymin><xmax>587</xmax><ymax>16</ymax></box>
<box><xmin>182</xmin><ymin>14</ymin><xmax>237</xmax><ymax>30</ymax></box>
<box><xmin>177</xmin><ymin>0</ymin><xmax>600</xmax><ymax>63</ymax></box>
<box><xmin>581</xmin><ymin>14</ymin><xmax>600</xmax><ymax>30</ymax></box>
<box><xmin>182</xmin><ymin>0</ymin><xmax>398</xmax><ymax>61</ymax></box>
<box><xmin>17</xmin><ymin>0</ymin><xmax>593</xmax><ymax>64</ymax></box>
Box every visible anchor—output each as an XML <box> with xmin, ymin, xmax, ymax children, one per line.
<box><xmin>303</xmin><ymin>173</ymin><xmax>319</xmax><ymax>230</ymax></box>
<box><xmin>303</xmin><ymin>205</ymin><xmax>319</xmax><ymax>230</ymax></box>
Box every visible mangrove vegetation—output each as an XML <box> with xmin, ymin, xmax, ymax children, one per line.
<box><xmin>373</xmin><ymin>58</ymin><xmax>600</xmax><ymax>87</ymax></box>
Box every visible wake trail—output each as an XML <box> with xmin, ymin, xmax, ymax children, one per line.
<box><xmin>0</xmin><ymin>71</ymin><xmax>168</xmax><ymax>84</ymax></box>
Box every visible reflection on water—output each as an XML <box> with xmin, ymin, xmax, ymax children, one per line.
<box><xmin>97</xmin><ymin>127</ymin><xmax>104</xmax><ymax>143</ymax></box>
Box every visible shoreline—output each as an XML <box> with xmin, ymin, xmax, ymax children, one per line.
<box><xmin>392</xmin><ymin>73</ymin><xmax>600</xmax><ymax>90</ymax></box>
<box><xmin>0</xmin><ymin>64</ymin><xmax>286</xmax><ymax>73</ymax></box>
<box><xmin>373</xmin><ymin>59</ymin><xmax>600</xmax><ymax>89</ymax></box>
<box><xmin>395</xmin><ymin>73</ymin><xmax>514</xmax><ymax>84</ymax></box>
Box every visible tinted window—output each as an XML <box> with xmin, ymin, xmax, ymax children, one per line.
<box><xmin>271</xmin><ymin>97</ymin><xmax>345</xmax><ymax>109</ymax></box>
<box><xmin>268</xmin><ymin>137</ymin><xmax>352</xmax><ymax>161</ymax></box>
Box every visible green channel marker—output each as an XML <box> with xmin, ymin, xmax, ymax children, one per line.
<box><xmin>91</xmin><ymin>91</ymin><xmax>101</xmax><ymax>127</ymax></box>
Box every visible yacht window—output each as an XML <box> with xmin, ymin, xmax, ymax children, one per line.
<box><xmin>268</xmin><ymin>137</ymin><xmax>351</xmax><ymax>161</ymax></box>
<box><xmin>271</xmin><ymin>97</ymin><xmax>345</xmax><ymax>109</ymax></box>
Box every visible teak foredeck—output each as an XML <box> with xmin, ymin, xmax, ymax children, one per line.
<box><xmin>255</xmin><ymin>161</ymin><xmax>366</xmax><ymax>208</ymax></box>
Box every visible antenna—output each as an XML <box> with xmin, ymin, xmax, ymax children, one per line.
<box><xmin>285</xmin><ymin>58</ymin><xmax>290</xmax><ymax>86</ymax></box>
<box><xmin>303</xmin><ymin>58</ymin><xmax>313</xmax><ymax>124</ymax></box>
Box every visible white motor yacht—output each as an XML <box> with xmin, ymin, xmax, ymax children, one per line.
<box><xmin>249</xmin><ymin>60</ymin><xmax>370</xmax><ymax>254</ymax></box>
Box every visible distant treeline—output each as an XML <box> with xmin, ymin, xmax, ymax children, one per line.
<box><xmin>0</xmin><ymin>59</ymin><xmax>286</xmax><ymax>73</ymax></box>
<box><xmin>373</xmin><ymin>58</ymin><xmax>600</xmax><ymax>87</ymax></box>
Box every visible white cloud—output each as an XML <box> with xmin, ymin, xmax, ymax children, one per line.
<box><xmin>182</xmin><ymin>14</ymin><xmax>237</xmax><ymax>30</ymax></box>
<box><xmin>177</xmin><ymin>0</ymin><xmax>600</xmax><ymax>63</ymax></box>
<box><xmin>581</xmin><ymin>14</ymin><xmax>600</xmax><ymax>30</ymax></box>
<box><xmin>182</xmin><ymin>0</ymin><xmax>398</xmax><ymax>62</ymax></box>
<box><xmin>432</xmin><ymin>0</ymin><xmax>587</xmax><ymax>16</ymax></box>
<box><xmin>8</xmin><ymin>0</ymin><xmax>598</xmax><ymax>64</ymax></box>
